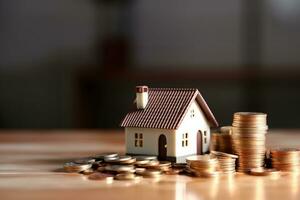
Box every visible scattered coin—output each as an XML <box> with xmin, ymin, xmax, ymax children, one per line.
<box><xmin>93</xmin><ymin>153</ymin><xmax>118</xmax><ymax>161</ymax></box>
<box><xmin>104</xmin><ymin>165</ymin><xmax>135</xmax><ymax>173</ymax></box>
<box><xmin>133</xmin><ymin>155</ymin><xmax>157</xmax><ymax>161</ymax></box>
<box><xmin>91</xmin><ymin>161</ymin><xmax>103</xmax><ymax>170</ymax></box>
<box><xmin>106</xmin><ymin>156</ymin><xmax>135</xmax><ymax>164</ymax></box>
<box><xmin>97</xmin><ymin>166</ymin><xmax>106</xmax><ymax>172</ymax></box>
<box><xmin>63</xmin><ymin>162</ymin><xmax>92</xmax><ymax>173</ymax></box>
<box><xmin>165</xmin><ymin>168</ymin><xmax>182</xmax><ymax>175</ymax></box>
<box><xmin>135</xmin><ymin>160</ymin><xmax>160</xmax><ymax>168</ymax></box>
<box><xmin>88</xmin><ymin>172</ymin><xmax>114</xmax><ymax>181</ymax></box>
<box><xmin>114</xmin><ymin>173</ymin><xmax>137</xmax><ymax>180</ymax></box>
<box><xmin>135</xmin><ymin>167</ymin><xmax>146</xmax><ymax>174</ymax></box>
<box><xmin>249</xmin><ymin>168</ymin><xmax>280</xmax><ymax>176</ymax></box>
<box><xmin>104</xmin><ymin>156</ymin><xmax>120</xmax><ymax>162</ymax></box>
<box><xmin>193</xmin><ymin>170</ymin><xmax>220</xmax><ymax>178</ymax></box>
<box><xmin>135</xmin><ymin>159</ymin><xmax>150</xmax><ymax>165</ymax></box>
<box><xmin>81</xmin><ymin>168</ymin><xmax>94</xmax><ymax>175</ymax></box>
<box><xmin>74</xmin><ymin>157</ymin><xmax>96</xmax><ymax>164</ymax></box>
<box><xmin>147</xmin><ymin>161</ymin><xmax>172</xmax><ymax>171</ymax></box>
<box><xmin>139</xmin><ymin>169</ymin><xmax>162</xmax><ymax>178</ymax></box>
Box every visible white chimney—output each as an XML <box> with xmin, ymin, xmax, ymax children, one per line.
<box><xmin>136</xmin><ymin>86</ymin><xmax>148</xmax><ymax>109</ymax></box>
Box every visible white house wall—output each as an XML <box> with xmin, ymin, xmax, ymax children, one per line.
<box><xmin>125</xmin><ymin>127</ymin><xmax>176</xmax><ymax>157</ymax></box>
<box><xmin>175</xmin><ymin>101</ymin><xmax>210</xmax><ymax>156</ymax></box>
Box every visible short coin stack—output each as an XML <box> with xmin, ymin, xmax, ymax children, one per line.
<box><xmin>232</xmin><ymin>112</ymin><xmax>268</xmax><ymax>172</ymax></box>
<box><xmin>211</xmin><ymin>151</ymin><xmax>238</xmax><ymax>174</ymax></box>
<box><xmin>270</xmin><ymin>148</ymin><xmax>300</xmax><ymax>173</ymax></box>
<box><xmin>186</xmin><ymin>155</ymin><xmax>219</xmax><ymax>177</ymax></box>
<box><xmin>211</xmin><ymin>126</ymin><xmax>234</xmax><ymax>154</ymax></box>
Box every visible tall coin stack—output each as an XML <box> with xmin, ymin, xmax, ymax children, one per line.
<box><xmin>211</xmin><ymin>126</ymin><xmax>234</xmax><ymax>154</ymax></box>
<box><xmin>232</xmin><ymin>112</ymin><xmax>268</xmax><ymax>172</ymax></box>
<box><xmin>270</xmin><ymin>148</ymin><xmax>300</xmax><ymax>173</ymax></box>
<box><xmin>186</xmin><ymin>155</ymin><xmax>219</xmax><ymax>177</ymax></box>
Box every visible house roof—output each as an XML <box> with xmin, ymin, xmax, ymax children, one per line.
<box><xmin>120</xmin><ymin>88</ymin><xmax>218</xmax><ymax>130</ymax></box>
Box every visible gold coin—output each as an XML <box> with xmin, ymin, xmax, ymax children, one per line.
<box><xmin>233</xmin><ymin>112</ymin><xmax>267</xmax><ymax>118</ymax></box>
<box><xmin>211</xmin><ymin>151</ymin><xmax>238</xmax><ymax>159</ymax></box>
<box><xmin>249</xmin><ymin>168</ymin><xmax>280</xmax><ymax>176</ymax></box>
<box><xmin>164</xmin><ymin>169</ymin><xmax>182</xmax><ymax>175</ymax></box>
<box><xmin>104</xmin><ymin>165</ymin><xmax>135</xmax><ymax>173</ymax></box>
<box><xmin>63</xmin><ymin>162</ymin><xmax>92</xmax><ymax>173</ymax></box>
<box><xmin>114</xmin><ymin>173</ymin><xmax>136</xmax><ymax>180</ymax></box>
<box><xmin>270</xmin><ymin>148</ymin><xmax>300</xmax><ymax>155</ymax></box>
<box><xmin>88</xmin><ymin>172</ymin><xmax>114</xmax><ymax>181</ymax></box>
<box><xmin>140</xmin><ymin>169</ymin><xmax>162</xmax><ymax>178</ymax></box>
<box><xmin>81</xmin><ymin>168</ymin><xmax>94</xmax><ymax>175</ymax></box>
<box><xmin>186</xmin><ymin>155</ymin><xmax>218</xmax><ymax>163</ymax></box>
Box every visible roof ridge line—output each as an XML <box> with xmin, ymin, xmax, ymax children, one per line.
<box><xmin>150</xmin><ymin>88</ymin><xmax>197</xmax><ymax>91</ymax></box>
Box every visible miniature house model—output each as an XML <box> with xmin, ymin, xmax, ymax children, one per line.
<box><xmin>120</xmin><ymin>86</ymin><xmax>218</xmax><ymax>163</ymax></box>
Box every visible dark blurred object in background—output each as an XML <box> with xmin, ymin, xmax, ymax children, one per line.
<box><xmin>0</xmin><ymin>0</ymin><xmax>300</xmax><ymax>129</ymax></box>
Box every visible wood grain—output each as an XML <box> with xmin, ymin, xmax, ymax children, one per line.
<box><xmin>0</xmin><ymin>130</ymin><xmax>300</xmax><ymax>200</ymax></box>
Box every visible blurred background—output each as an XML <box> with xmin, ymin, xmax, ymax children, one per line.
<box><xmin>0</xmin><ymin>0</ymin><xmax>300</xmax><ymax>129</ymax></box>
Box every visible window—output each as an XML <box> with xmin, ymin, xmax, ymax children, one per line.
<box><xmin>134</xmin><ymin>133</ymin><xmax>143</xmax><ymax>147</ymax></box>
<box><xmin>190</xmin><ymin>109</ymin><xmax>195</xmax><ymax>118</ymax></box>
<box><xmin>182</xmin><ymin>133</ymin><xmax>188</xmax><ymax>147</ymax></box>
<box><xmin>203</xmin><ymin>131</ymin><xmax>207</xmax><ymax>144</ymax></box>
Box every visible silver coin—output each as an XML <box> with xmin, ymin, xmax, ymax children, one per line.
<box><xmin>104</xmin><ymin>156</ymin><xmax>119</xmax><ymax>162</ymax></box>
<box><xmin>104</xmin><ymin>165</ymin><xmax>134</xmax><ymax>172</ymax></box>
<box><xmin>133</xmin><ymin>155</ymin><xmax>157</xmax><ymax>161</ymax></box>
<box><xmin>93</xmin><ymin>153</ymin><xmax>118</xmax><ymax>160</ymax></box>
<box><xmin>108</xmin><ymin>156</ymin><xmax>132</xmax><ymax>163</ymax></box>
<box><xmin>63</xmin><ymin>162</ymin><xmax>92</xmax><ymax>172</ymax></box>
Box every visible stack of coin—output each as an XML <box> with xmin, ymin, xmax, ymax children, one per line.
<box><xmin>211</xmin><ymin>126</ymin><xmax>234</xmax><ymax>154</ymax></box>
<box><xmin>186</xmin><ymin>155</ymin><xmax>219</xmax><ymax>177</ymax></box>
<box><xmin>232</xmin><ymin>112</ymin><xmax>268</xmax><ymax>172</ymax></box>
<box><xmin>136</xmin><ymin>169</ymin><xmax>162</xmax><ymax>178</ymax></box>
<box><xmin>270</xmin><ymin>148</ymin><xmax>300</xmax><ymax>172</ymax></box>
<box><xmin>211</xmin><ymin>151</ymin><xmax>238</xmax><ymax>174</ymax></box>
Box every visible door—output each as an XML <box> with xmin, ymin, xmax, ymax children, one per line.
<box><xmin>197</xmin><ymin>130</ymin><xmax>203</xmax><ymax>155</ymax></box>
<box><xmin>158</xmin><ymin>134</ymin><xmax>167</xmax><ymax>160</ymax></box>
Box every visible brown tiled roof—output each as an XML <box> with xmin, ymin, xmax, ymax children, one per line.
<box><xmin>120</xmin><ymin>88</ymin><xmax>218</xmax><ymax>129</ymax></box>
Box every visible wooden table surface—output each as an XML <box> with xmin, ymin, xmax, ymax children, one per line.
<box><xmin>1</xmin><ymin>130</ymin><xmax>300</xmax><ymax>200</ymax></box>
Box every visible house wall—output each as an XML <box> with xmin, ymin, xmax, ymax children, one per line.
<box><xmin>175</xmin><ymin>101</ymin><xmax>210</xmax><ymax>156</ymax></box>
<box><xmin>125</xmin><ymin>127</ymin><xmax>176</xmax><ymax>157</ymax></box>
